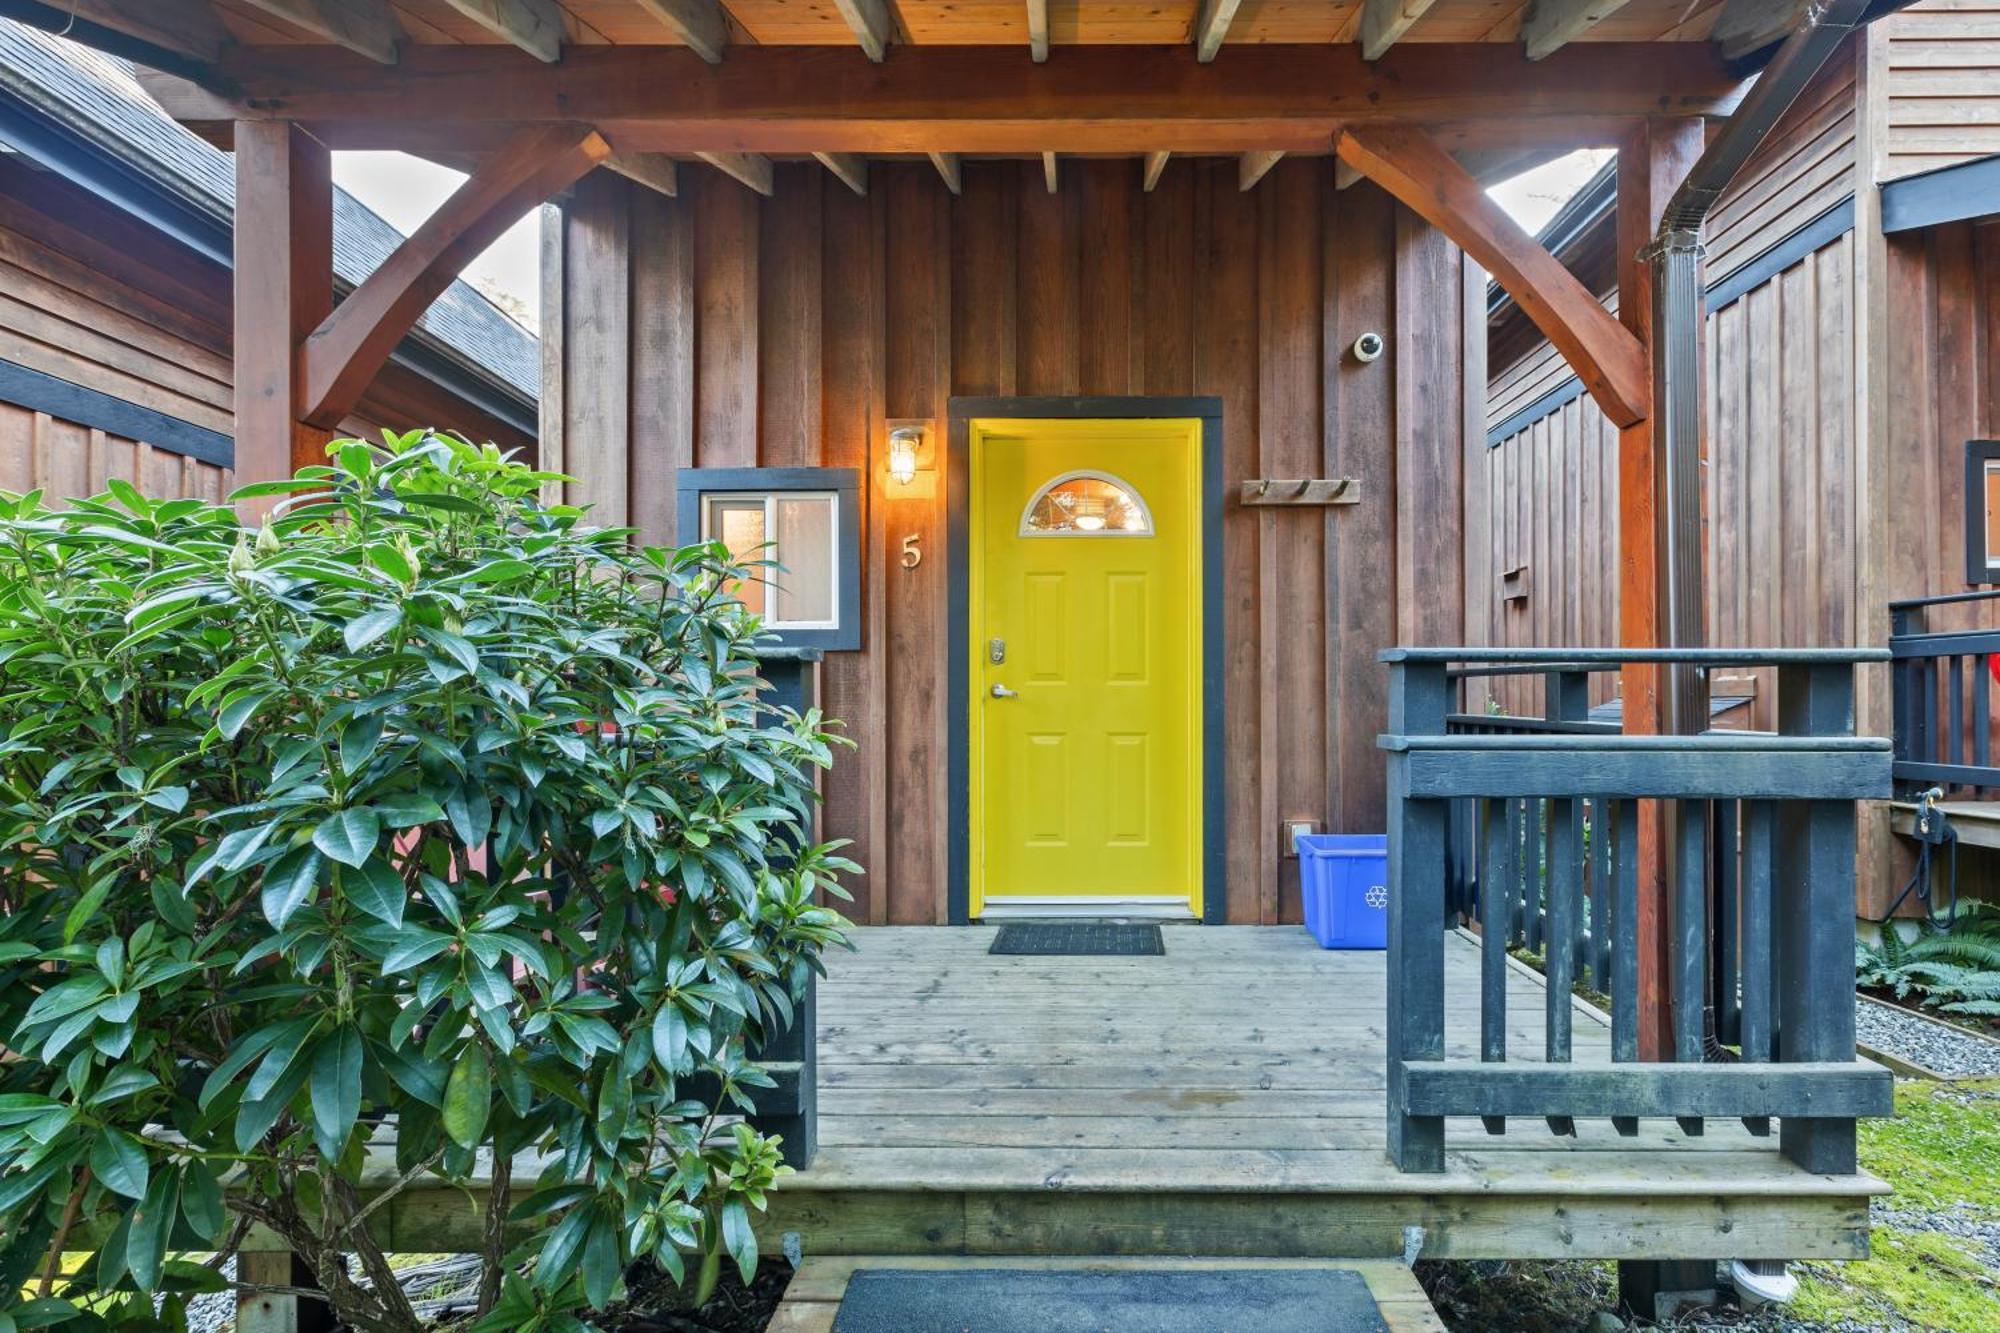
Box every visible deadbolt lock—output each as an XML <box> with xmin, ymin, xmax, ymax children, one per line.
<box><xmin>989</xmin><ymin>638</ymin><xmax>1006</xmax><ymax>664</ymax></box>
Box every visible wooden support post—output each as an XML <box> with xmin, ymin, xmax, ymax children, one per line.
<box><xmin>236</xmin><ymin>1252</ymin><xmax>333</xmax><ymax>1333</ymax></box>
<box><xmin>1385</xmin><ymin>659</ymin><xmax>1451</xmax><ymax>1171</ymax></box>
<box><xmin>748</xmin><ymin>971</ymin><xmax>819</xmax><ymax>1169</ymax></box>
<box><xmin>232</xmin><ymin>121</ymin><xmax>333</xmax><ymax>489</ymax></box>
<box><xmin>1774</xmin><ymin>663</ymin><xmax>1863</xmax><ymax>1175</ymax></box>
<box><xmin>1614</xmin><ymin>116</ymin><xmax>1705</xmax><ymax>1060</ymax></box>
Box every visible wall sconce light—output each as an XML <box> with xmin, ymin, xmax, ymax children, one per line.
<box><xmin>887</xmin><ymin>425</ymin><xmax>923</xmax><ymax>486</ymax></box>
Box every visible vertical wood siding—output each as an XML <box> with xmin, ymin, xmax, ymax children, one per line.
<box><xmin>0</xmin><ymin>403</ymin><xmax>232</xmax><ymax>502</ymax></box>
<box><xmin>551</xmin><ymin>158</ymin><xmax>1468</xmax><ymax>925</ymax></box>
<box><xmin>1472</xmin><ymin>232</ymin><xmax>1857</xmax><ymax>727</ymax></box>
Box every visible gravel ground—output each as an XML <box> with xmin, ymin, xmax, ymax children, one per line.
<box><xmin>1855</xmin><ymin>998</ymin><xmax>2000</xmax><ymax>1078</ymax></box>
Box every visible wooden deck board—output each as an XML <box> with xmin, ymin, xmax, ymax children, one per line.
<box><xmin>768</xmin><ymin>925</ymin><xmax>1885</xmax><ymax>1261</ymax></box>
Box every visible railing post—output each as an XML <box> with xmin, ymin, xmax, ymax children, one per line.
<box><xmin>747</xmin><ymin>970</ymin><xmax>818</xmax><ymax>1169</ymax></box>
<box><xmin>1774</xmin><ymin>662</ymin><xmax>1861</xmax><ymax>1174</ymax></box>
<box><xmin>1386</xmin><ymin>657</ymin><xmax>1451</xmax><ymax>1172</ymax></box>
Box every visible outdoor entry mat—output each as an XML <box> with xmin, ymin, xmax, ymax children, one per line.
<box><xmin>988</xmin><ymin>923</ymin><xmax>1164</xmax><ymax>956</ymax></box>
<box><xmin>830</xmin><ymin>1268</ymin><xmax>1390</xmax><ymax>1332</ymax></box>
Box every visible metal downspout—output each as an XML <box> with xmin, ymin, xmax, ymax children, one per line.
<box><xmin>1645</xmin><ymin>0</ymin><xmax>1892</xmax><ymax>734</ymax></box>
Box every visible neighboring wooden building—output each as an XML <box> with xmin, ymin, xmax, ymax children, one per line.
<box><xmin>0</xmin><ymin>20</ymin><xmax>536</xmax><ymax>504</ymax></box>
<box><xmin>1474</xmin><ymin>3</ymin><xmax>2000</xmax><ymax>915</ymax></box>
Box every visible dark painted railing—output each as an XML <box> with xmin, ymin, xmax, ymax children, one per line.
<box><xmin>1889</xmin><ymin>589</ymin><xmax>2000</xmax><ymax>795</ymax></box>
<box><xmin>1383</xmin><ymin>647</ymin><xmax>1894</xmax><ymax>1174</ymax></box>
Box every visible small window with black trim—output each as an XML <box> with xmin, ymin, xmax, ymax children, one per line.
<box><xmin>1967</xmin><ymin>441</ymin><xmax>2000</xmax><ymax>586</ymax></box>
<box><xmin>675</xmin><ymin>467</ymin><xmax>861</xmax><ymax>650</ymax></box>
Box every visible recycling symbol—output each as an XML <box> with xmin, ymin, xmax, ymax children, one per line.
<box><xmin>1364</xmin><ymin>884</ymin><xmax>1388</xmax><ymax>910</ymax></box>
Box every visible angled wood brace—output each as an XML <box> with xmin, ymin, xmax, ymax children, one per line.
<box><xmin>1334</xmin><ymin>125</ymin><xmax>1651</xmax><ymax>429</ymax></box>
<box><xmin>299</xmin><ymin>123</ymin><xmax>611</xmax><ymax>429</ymax></box>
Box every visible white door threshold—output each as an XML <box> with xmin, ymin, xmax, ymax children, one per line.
<box><xmin>978</xmin><ymin>896</ymin><xmax>1197</xmax><ymax>921</ymax></box>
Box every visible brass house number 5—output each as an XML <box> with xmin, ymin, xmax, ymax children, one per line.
<box><xmin>901</xmin><ymin>533</ymin><xmax>922</xmax><ymax>569</ymax></box>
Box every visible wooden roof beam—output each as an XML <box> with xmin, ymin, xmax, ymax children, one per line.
<box><xmin>832</xmin><ymin>0</ymin><xmax>895</xmax><ymax>62</ymax></box>
<box><xmin>1712</xmin><ymin>0</ymin><xmax>1810</xmax><ymax>60</ymax></box>
<box><xmin>604</xmin><ymin>153</ymin><xmax>679</xmax><ymax>197</ymax></box>
<box><xmin>439</xmin><ymin>0</ymin><xmax>565</xmax><ymax>63</ymax></box>
<box><xmin>38</xmin><ymin>0</ymin><xmax>234</xmax><ymax>64</ymax></box>
<box><xmin>632</xmin><ymin>0</ymin><xmax>729</xmax><ymax>64</ymax></box>
<box><xmin>1027</xmin><ymin>0</ymin><xmax>1049</xmax><ymax>63</ymax></box>
<box><xmin>814</xmin><ymin>151</ymin><xmax>869</xmax><ymax>196</ymax></box>
<box><xmin>145</xmin><ymin>44</ymin><xmax>1745</xmax><ymax>155</ymax></box>
<box><xmin>1521</xmin><ymin>0</ymin><xmax>1638</xmax><ymax>61</ymax></box>
<box><xmin>300</xmin><ymin>123</ymin><xmax>609</xmax><ymax>427</ymax></box>
<box><xmin>1239</xmin><ymin>150</ymin><xmax>1282</xmax><ymax>191</ymax></box>
<box><xmin>929</xmin><ymin>152</ymin><xmax>963</xmax><ymax>195</ymax></box>
<box><xmin>698</xmin><ymin>151</ymin><xmax>775</xmax><ymax>195</ymax></box>
<box><xmin>1334</xmin><ymin>125</ymin><xmax>1648</xmax><ymax>427</ymax></box>
<box><xmin>238</xmin><ymin>0</ymin><xmax>402</xmax><ymax>64</ymax></box>
<box><xmin>1359</xmin><ymin>0</ymin><xmax>1441</xmax><ymax>62</ymax></box>
<box><xmin>1194</xmin><ymin>0</ymin><xmax>1244</xmax><ymax>63</ymax></box>
<box><xmin>1143</xmin><ymin>151</ymin><xmax>1171</xmax><ymax>191</ymax></box>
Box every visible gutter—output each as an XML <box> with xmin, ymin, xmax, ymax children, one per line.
<box><xmin>1645</xmin><ymin>0</ymin><xmax>1915</xmax><ymax>736</ymax></box>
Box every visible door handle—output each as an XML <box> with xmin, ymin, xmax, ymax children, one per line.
<box><xmin>990</xmin><ymin>683</ymin><xmax>1019</xmax><ymax>699</ymax></box>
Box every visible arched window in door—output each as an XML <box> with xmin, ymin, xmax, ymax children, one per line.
<box><xmin>1019</xmin><ymin>471</ymin><xmax>1154</xmax><ymax>536</ymax></box>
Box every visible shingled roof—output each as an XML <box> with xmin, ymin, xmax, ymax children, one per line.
<box><xmin>0</xmin><ymin>19</ymin><xmax>538</xmax><ymax>409</ymax></box>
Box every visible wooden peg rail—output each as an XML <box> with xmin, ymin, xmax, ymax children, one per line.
<box><xmin>1238</xmin><ymin>478</ymin><xmax>1362</xmax><ymax>506</ymax></box>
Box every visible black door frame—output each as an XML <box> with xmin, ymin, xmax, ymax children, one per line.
<box><xmin>945</xmin><ymin>395</ymin><xmax>1227</xmax><ymax>925</ymax></box>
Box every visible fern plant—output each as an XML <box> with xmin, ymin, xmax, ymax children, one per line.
<box><xmin>1856</xmin><ymin>902</ymin><xmax>2000</xmax><ymax>1017</ymax></box>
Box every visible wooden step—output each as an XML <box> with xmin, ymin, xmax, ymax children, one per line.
<box><xmin>770</xmin><ymin>1255</ymin><xmax>1446</xmax><ymax>1333</ymax></box>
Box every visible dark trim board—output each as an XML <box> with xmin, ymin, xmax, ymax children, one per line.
<box><xmin>0</xmin><ymin>356</ymin><xmax>234</xmax><ymax>468</ymax></box>
<box><xmin>1487</xmin><ymin>197</ymin><xmax>1856</xmax><ymax>447</ymax></box>
<box><xmin>945</xmin><ymin>396</ymin><xmax>1227</xmax><ymax>927</ymax></box>
<box><xmin>1882</xmin><ymin>152</ymin><xmax>2000</xmax><ymax>234</ymax></box>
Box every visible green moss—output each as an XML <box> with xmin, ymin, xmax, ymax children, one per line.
<box><xmin>1861</xmin><ymin>1079</ymin><xmax>2000</xmax><ymax>1213</ymax></box>
<box><xmin>1781</xmin><ymin>1079</ymin><xmax>2000</xmax><ymax>1331</ymax></box>
<box><xmin>1791</xmin><ymin>1228</ymin><xmax>2000</xmax><ymax>1331</ymax></box>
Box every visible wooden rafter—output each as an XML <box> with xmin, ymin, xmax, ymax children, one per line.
<box><xmin>1143</xmin><ymin>151</ymin><xmax>1171</xmax><ymax>191</ymax></box>
<box><xmin>604</xmin><ymin>153</ymin><xmax>679</xmax><ymax>197</ymax></box>
<box><xmin>1359</xmin><ymin>0</ymin><xmax>1441</xmax><ymax>62</ymax></box>
<box><xmin>1238</xmin><ymin>150</ymin><xmax>1283</xmax><ymax>191</ymax></box>
<box><xmin>43</xmin><ymin>0</ymin><xmax>234</xmax><ymax>63</ymax></box>
<box><xmin>1334</xmin><ymin>125</ymin><xmax>1649</xmax><ymax>427</ymax></box>
<box><xmin>832</xmin><ymin>0</ymin><xmax>896</xmax><ymax>62</ymax></box>
<box><xmin>148</xmin><ymin>44</ymin><xmax>1745</xmax><ymax>156</ymax></box>
<box><xmin>238</xmin><ymin>0</ymin><xmax>402</xmax><ymax>64</ymax></box>
<box><xmin>1194</xmin><ymin>0</ymin><xmax>1244</xmax><ymax>63</ymax></box>
<box><xmin>438</xmin><ymin>0</ymin><xmax>566</xmax><ymax>63</ymax></box>
<box><xmin>1712</xmin><ymin>0</ymin><xmax>1810</xmax><ymax>60</ymax></box>
<box><xmin>1521</xmin><ymin>0</ymin><xmax>1636</xmax><ymax>61</ymax></box>
<box><xmin>928</xmin><ymin>152</ymin><xmax>963</xmax><ymax>194</ymax></box>
<box><xmin>1026</xmin><ymin>0</ymin><xmax>1049</xmax><ymax>63</ymax></box>
<box><xmin>698</xmin><ymin>151</ymin><xmax>775</xmax><ymax>195</ymax></box>
<box><xmin>1042</xmin><ymin>151</ymin><xmax>1059</xmax><ymax>193</ymax></box>
<box><xmin>299</xmin><ymin>124</ymin><xmax>610</xmax><ymax>427</ymax></box>
<box><xmin>632</xmin><ymin>0</ymin><xmax>729</xmax><ymax>64</ymax></box>
<box><xmin>814</xmin><ymin>152</ymin><xmax>869</xmax><ymax>196</ymax></box>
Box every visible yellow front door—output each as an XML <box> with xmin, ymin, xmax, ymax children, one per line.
<box><xmin>968</xmin><ymin>418</ymin><xmax>1203</xmax><ymax>917</ymax></box>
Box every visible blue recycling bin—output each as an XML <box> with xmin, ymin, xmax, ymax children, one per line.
<box><xmin>1297</xmin><ymin>833</ymin><xmax>1389</xmax><ymax>949</ymax></box>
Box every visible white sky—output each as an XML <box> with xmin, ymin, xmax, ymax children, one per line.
<box><xmin>329</xmin><ymin>147</ymin><xmax>1612</xmax><ymax>342</ymax></box>
<box><xmin>332</xmin><ymin>151</ymin><xmax>542</xmax><ymax>333</ymax></box>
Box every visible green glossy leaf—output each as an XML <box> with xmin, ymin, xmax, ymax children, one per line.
<box><xmin>344</xmin><ymin>605</ymin><xmax>402</xmax><ymax>652</ymax></box>
<box><xmin>312</xmin><ymin>808</ymin><xmax>381</xmax><ymax>868</ymax></box>
<box><xmin>721</xmin><ymin>1197</ymin><xmax>757</xmax><ymax>1284</ymax></box>
<box><xmin>442</xmin><ymin>1043</ymin><xmax>491</xmax><ymax>1149</ymax></box>
<box><xmin>123</xmin><ymin>1164</ymin><xmax>179</xmax><ymax>1290</ymax></box>
<box><xmin>343</xmin><ymin>857</ymin><xmax>407</xmax><ymax>927</ymax></box>
<box><xmin>260</xmin><ymin>844</ymin><xmax>322</xmax><ymax>929</ymax></box>
<box><xmin>89</xmin><ymin>1129</ymin><xmax>149</xmax><ymax>1200</ymax></box>
<box><xmin>309</xmin><ymin>1026</ymin><xmax>362</xmax><ymax>1160</ymax></box>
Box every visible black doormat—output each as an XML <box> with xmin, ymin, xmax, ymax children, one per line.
<box><xmin>988</xmin><ymin>923</ymin><xmax>1164</xmax><ymax>956</ymax></box>
<box><xmin>830</xmin><ymin>1268</ymin><xmax>1390</xmax><ymax>1332</ymax></box>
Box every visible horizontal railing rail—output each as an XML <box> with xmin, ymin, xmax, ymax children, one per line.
<box><xmin>1383</xmin><ymin>647</ymin><xmax>1893</xmax><ymax>1175</ymax></box>
<box><xmin>1889</xmin><ymin>591</ymin><xmax>2000</xmax><ymax>796</ymax></box>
